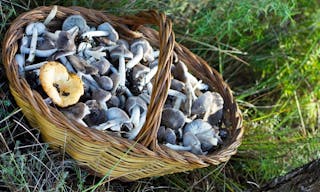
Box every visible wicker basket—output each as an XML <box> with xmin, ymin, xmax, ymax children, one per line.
<box><xmin>2</xmin><ymin>6</ymin><xmax>244</xmax><ymax>181</ymax></box>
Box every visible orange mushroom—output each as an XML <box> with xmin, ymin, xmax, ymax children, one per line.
<box><xmin>39</xmin><ymin>61</ymin><xmax>84</xmax><ymax>107</ymax></box>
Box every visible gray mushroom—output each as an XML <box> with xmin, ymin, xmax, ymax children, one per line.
<box><xmin>107</xmin><ymin>95</ymin><xmax>120</xmax><ymax>108</ymax></box>
<box><xmin>157</xmin><ymin>126</ymin><xmax>166</xmax><ymax>142</ymax></box>
<box><xmin>191</xmin><ymin>91</ymin><xmax>214</xmax><ymax>120</ymax></box>
<box><xmin>184</xmin><ymin>119</ymin><xmax>212</xmax><ymax>135</ymax></box>
<box><xmin>15</xmin><ymin>54</ymin><xmax>25</xmax><ymax>77</ymax></box>
<box><xmin>132</xmin><ymin>63</ymin><xmax>150</xmax><ymax>80</ymax></box>
<box><xmin>110</xmin><ymin>44</ymin><xmax>133</xmax><ymax>93</ymax></box>
<box><xmin>67</xmin><ymin>55</ymin><xmax>98</xmax><ymax>74</ymax></box>
<box><xmin>183</xmin><ymin>132</ymin><xmax>205</xmax><ymax>155</ymax></box>
<box><xmin>61</xmin><ymin>102</ymin><xmax>90</xmax><ymax>127</ymax></box>
<box><xmin>207</xmin><ymin>92</ymin><xmax>224</xmax><ymax>125</ymax></box>
<box><xmin>164</xmin><ymin>128</ymin><xmax>177</xmax><ymax>144</ymax></box>
<box><xmin>92</xmin><ymin>107</ymin><xmax>132</xmax><ymax>132</ymax></box>
<box><xmin>92</xmin><ymin>89</ymin><xmax>111</xmax><ymax>111</ymax></box>
<box><xmin>90</xmin><ymin>57</ymin><xmax>111</xmax><ymax>75</ymax></box>
<box><xmin>83</xmin><ymin>100</ymin><xmax>108</xmax><ymax>127</ymax></box>
<box><xmin>125</xmin><ymin>96</ymin><xmax>148</xmax><ymax>140</ymax></box>
<box><xmin>25</xmin><ymin>22</ymin><xmax>46</xmax><ymax>62</ymax></box>
<box><xmin>126</xmin><ymin>38</ymin><xmax>154</xmax><ymax>69</ymax></box>
<box><xmin>161</xmin><ymin>108</ymin><xmax>185</xmax><ymax>131</ymax></box>
<box><xmin>97</xmin><ymin>22</ymin><xmax>119</xmax><ymax>43</ymax></box>
<box><xmin>93</xmin><ymin>75</ymin><xmax>113</xmax><ymax>91</ymax></box>
<box><xmin>62</xmin><ymin>15</ymin><xmax>89</xmax><ymax>34</ymax></box>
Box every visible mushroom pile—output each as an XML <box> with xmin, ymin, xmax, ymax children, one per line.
<box><xmin>15</xmin><ymin>7</ymin><xmax>227</xmax><ymax>155</ymax></box>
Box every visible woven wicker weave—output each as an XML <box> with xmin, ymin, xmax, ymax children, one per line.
<box><xmin>2</xmin><ymin>6</ymin><xmax>244</xmax><ymax>181</ymax></box>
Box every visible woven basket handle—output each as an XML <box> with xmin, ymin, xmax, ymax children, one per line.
<box><xmin>121</xmin><ymin>11</ymin><xmax>175</xmax><ymax>149</ymax></box>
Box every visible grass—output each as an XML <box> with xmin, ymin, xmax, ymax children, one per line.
<box><xmin>1</xmin><ymin>0</ymin><xmax>319</xmax><ymax>191</ymax></box>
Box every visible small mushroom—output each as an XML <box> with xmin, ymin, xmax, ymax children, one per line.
<box><xmin>84</xmin><ymin>100</ymin><xmax>108</xmax><ymax>127</ymax></box>
<box><xmin>26</xmin><ymin>23</ymin><xmax>44</xmax><ymax>63</ymax></box>
<box><xmin>132</xmin><ymin>63</ymin><xmax>150</xmax><ymax>80</ymax></box>
<box><xmin>61</xmin><ymin>102</ymin><xmax>90</xmax><ymax>127</ymax></box>
<box><xmin>107</xmin><ymin>95</ymin><xmax>120</xmax><ymax>108</ymax></box>
<box><xmin>167</xmin><ymin>89</ymin><xmax>187</xmax><ymax>109</ymax></box>
<box><xmin>183</xmin><ymin>132</ymin><xmax>205</xmax><ymax>155</ymax></box>
<box><xmin>97</xmin><ymin>22</ymin><xmax>119</xmax><ymax>43</ymax></box>
<box><xmin>92</xmin><ymin>89</ymin><xmax>111</xmax><ymax>110</ymax></box>
<box><xmin>196</xmin><ymin>128</ymin><xmax>220</xmax><ymax>151</ymax></box>
<box><xmin>92</xmin><ymin>107</ymin><xmax>132</xmax><ymax>132</ymax></box>
<box><xmin>90</xmin><ymin>57</ymin><xmax>111</xmax><ymax>75</ymax></box>
<box><xmin>43</xmin><ymin>5</ymin><xmax>58</xmax><ymax>25</ymax></box>
<box><xmin>62</xmin><ymin>15</ymin><xmax>89</xmax><ymax>34</ymax></box>
<box><xmin>170</xmin><ymin>79</ymin><xmax>185</xmax><ymax>92</ymax></box>
<box><xmin>191</xmin><ymin>91</ymin><xmax>214</xmax><ymax>120</ymax></box>
<box><xmin>15</xmin><ymin>54</ymin><xmax>25</xmax><ymax>77</ymax></box>
<box><xmin>206</xmin><ymin>92</ymin><xmax>224</xmax><ymax>124</ymax></box>
<box><xmin>93</xmin><ymin>75</ymin><xmax>113</xmax><ymax>91</ymax></box>
<box><xmin>39</xmin><ymin>61</ymin><xmax>84</xmax><ymax>107</ymax></box>
<box><xmin>67</xmin><ymin>55</ymin><xmax>98</xmax><ymax>74</ymax></box>
<box><xmin>184</xmin><ymin>119</ymin><xmax>212</xmax><ymax>135</ymax></box>
<box><xmin>125</xmin><ymin>96</ymin><xmax>148</xmax><ymax>140</ymax></box>
<box><xmin>126</xmin><ymin>38</ymin><xmax>154</xmax><ymax>69</ymax></box>
<box><xmin>110</xmin><ymin>44</ymin><xmax>133</xmax><ymax>93</ymax></box>
<box><xmin>165</xmin><ymin>128</ymin><xmax>177</xmax><ymax>144</ymax></box>
<box><xmin>157</xmin><ymin>126</ymin><xmax>166</xmax><ymax>142</ymax></box>
<box><xmin>161</xmin><ymin>108</ymin><xmax>185</xmax><ymax>131</ymax></box>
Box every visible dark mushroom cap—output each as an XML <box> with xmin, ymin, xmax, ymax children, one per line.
<box><xmin>92</xmin><ymin>89</ymin><xmax>111</xmax><ymax>105</ymax></box>
<box><xmin>191</xmin><ymin>91</ymin><xmax>213</xmax><ymax>115</ymax></box>
<box><xmin>61</xmin><ymin>102</ymin><xmax>90</xmax><ymax>120</ymax></box>
<box><xmin>62</xmin><ymin>15</ymin><xmax>89</xmax><ymax>34</ymax></box>
<box><xmin>91</xmin><ymin>59</ymin><xmax>111</xmax><ymax>75</ymax></box>
<box><xmin>93</xmin><ymin>75</ymin><xmax>113</xmax><ymax>91</ymax></box>
<box><xmin>125</xmin><ymin>96</ymin><xmax>147</xmax><ymax>115</ymax></box>
<box><xmin>170</xmin><ymin>78</ymin><xmax>185</xmax><ymax>92</ymax></box>
<box><xmin>110</xmin><ymin>44</ymin><xmax>133</xmax><ymax>61</ymax></box>
<box><xmin>130</xmin><ymin>38</ymin><xmax>154</xmax><ymax>62</ymax></box>
<box><xmin>161</xmin><ymin>108</ymin><xmax>185</xmax><ymax>130</ymax></box>
<box><xmin>107</xmin><ymin>95</ymin><xmax>120</xmax><ymax>108</ymax></box>
<box><xmin>165</xmin><ymin>128</ymin><xmax>177</xmax><ymax>144</ymax></box>
<box><xmin>172</xmin><ymin>61</ymin><xmax>188</xmax><ymax>82</ymax></box>
<box><xmin>97</xmin><ymin>22</ymin><xmax>119</xmax><ymax>42</ymax></box>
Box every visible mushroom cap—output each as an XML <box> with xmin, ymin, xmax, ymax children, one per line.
<box><xmin>130</xmin><ymin>38</ymin><xmax>154</xmax><ymax>62</ymax></box>
<box><xmin>97</xmin><ymin>22</ymin><xmax>119</xmax><ymax>42</ymax></box>
<box><xmin>62</xmin><ymin>15</ymin><xmax>89</xmax><ymax>34</ymax></box>
<box><xmin>105</xmin><ymin>107</ymin><xmax>130</xmax><ymax>122</ymax></box>
<box><xmin>26</xmin><ymin>22</ymin><xmax>46</xmax><ymax>36</ymax></box>
<box><xmin>91</xmin><ymin>59</ymin><xmax>111</xmax><ymax>75</ymax></box>
<box><xmin>132</xmin><ymin>63</ymin><xmax>150</xmax><ymax>80</ymax></box>
<box><xmin>56</xmin><ymin>31</ymin><xmax>77</xmax><ymax>51</ymax></box>
<box><xmin>157</xmin><ymin>126</ymin><xmax>166</xmax><ymax>142</ymax></box>
<box><xmin>191</xmin><ymin>91</ymin><xmax>213</xmax><ymax>115</ymax></box>
<box><xmin>110</xmin><ymin>44</ymin><xmax>133</xmax><ymax>60</ymax></box>
<box><xmin>208</xmin><ymin>108</ymin><xmax>223</xmax><ymax>125</ymax></box>
<box><xmin>62</xmin><ymin>102</ymin><xmax>90</xmax><ymax>120</ymax></box>
<box><xmin>39</xmin><ymin>61</ymin><xmax>84</xmax><ymax>107</ymax></box>
<box><xmin>183</xmin><ymin>132</ymin><xmax>203</xmax><ymax>155</ymax></box>
<box><xmin>93</xmin><ymin>75</ymin><xmax>113</xmax><ymax>91</ymax></box>
<box><xmin>165</xmin><ymin>128</ymin><xmax>177</xmax><ymax>144</ymax></box>
<box><xmin>125</xmin><ymin>96</ymin><xmax>147</xmax><ymax>115</ymax></box>
<box><xmin>170</xmin><ymin>78</ymin><xmax>185</xmax><ymax>92</ymax></box>
<box><xmin>172</xmin><ymin>61</ymin><xmax>188</xmax><ymax>82</ymax></box>
<box><xmin>161</xmin><ymin>108</ymin><xmax>185</xmax><ymax>130</ymax></box>
<box><xmin>92</xmin><ymin>89</ymin><xmax>111</xmax><ymax>104</ymax></box>
<box><xmin>107</xmin><ymin>95</ymin><xmax>120</xmax><ymax>108</ymax></box>
<box><xmin>184</xmin><ymin>119</ymin><xmax>212</xmax><ymax>135</ymax></box>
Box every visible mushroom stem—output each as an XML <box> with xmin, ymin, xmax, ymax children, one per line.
<box><xmin>130</xmin><ymin>106</ymin><xmax>140</xmax><ymax>128</ymax></box>
<box><xmin>27</xmin><ymin>27</ymin><xmax>38</xmax><ymax>63</ymax></box>
<box><xmin>165</xmin><ymin>143</ymin><xmax>192</xmax><ymax>151</ymax></box>
<box><xmin>15</xmin><ymin>54</ymin><xmax>25</xmax><ymax>77</ymax></box>
<box><xmin>92</xmin><ymin>120</ymin><xmax>119</xmax><ymax>131</ymax></box>
<box><xmin>127</xmin><ymin>111</ymin><xmax>146</xmax><ymax>140</ymax></box>
<box><xmin>81</xmin><ymin>30</ymin><xmax>110</xmax><ymax>39</ymax></box>
<box><xmin>43</xmin><ymin>5</ymin><xmax>58</xmax><ymax>25</ymax></box>
<box><xmin>20</xmin><ymin>46</ymin><xmax>58</xmax><ymax>58</ymax></box>
<box><xmin>119</xmin><ymin>55</ymin><xmax>126</xmax><ymax>87</ymax></box>
<box><xmin>144</xmin><ymin>65</ymin><xmax>158</xmax><ymax>84</ymax></box>
<box><xmin>84</xmin><ymin>49</ymin><xmax>106</xmax><ymax>59</ymax></box>
<box><xmin>126</xmin><ymin>45</ymin><xmax>143</xmax><ymax>69</ymax></box>
<box><xmin>59</xmin><ymin>56</ymin><xmax>76</xmax><ymax>73</ymax></box>
<box><xmin>77</xmin><ymin>72</ymin><xmax>100</xmax><ymax>90</ymax></box>
<box><xmin>24</xmin><ymin>61</ymin><xmax>47</xmax><ymax>71</ymax></box>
